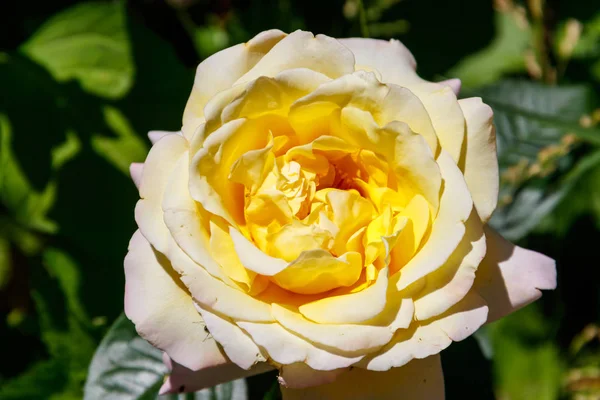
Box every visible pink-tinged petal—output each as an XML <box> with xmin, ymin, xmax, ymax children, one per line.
<box><xmin>279</xmin><ymin>363</ymin><xmax>347</xmax><ymax>389</ymax></box>
<box><xmin>124</xmin><ymin>231</ymin><xmax>225</xmax><ymax>371</ymax></box>
<box><xmin>194</xmin><ymin>303</ymin><xmax>268</xmax><ymax>369</ymax></box>
<box><xmin>458</xmin><ymin>98</ymin><xmax>499</xmax><ymax>222</ymax></box>
<box><xmin>413</xmin><ymin>208</ymin><xmax>486</xmax><ymax>320</ymax></box>
<box><xmin>362</xmin><ymin>293</ymin><xmax>487</xmax><ymax>371</ymax></box>
<box><xmin>182</xmin><ymin>29</ymin><xmax>287</xmax><ymax>138</ymax></box>
<box><xmin>148</xmin><ymin>130</ymin><xmax>180</xmax><ymax>144</ymax></box>
<box><xmin>439</xmin><ymin>78</ymin><xmax>461</xmax><ymax>96</ymax></box>
<box><xmin>474</xmin><ymin>227</ymin><xmax>557</xmax><ymax>323</ymax></box>
<box><xmin>129</xmin><ymin>163</ymin><xmax>143</xmax><ymax>190</ymax></box>
<box><xmin>159</xmin><ymin>353</ymin><xmax>273</xmax><ymax>394</ymax></box>
<box><xmin>135</xmin><ymin>133</ymin><xmax>188</xmax><ymax>254</ymax></box>
<box><xmin>281</xmin><ymin>355</ymin><xmax>444</xmax><ymax>400</ymax></box>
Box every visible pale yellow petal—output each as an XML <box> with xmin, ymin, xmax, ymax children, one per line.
<box><xmin>182</xmin><ymin>29</ymin><xmax>287</xmax><ymax>138</ymax></box>
<box><xmin>135</xmin><ymin>133</ymin><xmax>187</xmax><ymax>254</ymax></box>
<box><xmin>396</xmin><ymin>151</ymin><xmax>473</xmax><ymax>290</ymax></box>
<box><xmin>235</xmin><ymin>30</ymin><xmax>355</xmax><ymax>85</ymax></box>
<box><xmin>299</xmin><ymin>267</ymin><xmax>389</xmax><ymax>324</ymax></box>
<box><xmin>459</xmin><ymin>97</ymin><xmax>498</xmax><ymax>222</ymax></box>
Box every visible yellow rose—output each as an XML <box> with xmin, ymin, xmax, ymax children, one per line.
<box><xmin>125</xmin><ymin>30</ymin><xmax>556</xmax><ymax>399</ymax></box>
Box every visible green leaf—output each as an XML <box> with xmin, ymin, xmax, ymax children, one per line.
<box><xmin>0</xmin><ymin>359</ymin><xmax>67</xmax><ymax>400</ymax></box>
<box><xmin>0</xmin><ymin>114</ymin><xmax>59</xmax><ymax>234</ymax></box>
<box><xmin>573</xmin><ymin>13</ymin><xmax>600</xmax><ymax>59</ymax></box>
<box><xmin>21</xmin><ymin>1</ymin><xmax>134</xmax><ymax>99</ymax></box>
<box><xmin>447</xmin><ymin>8</ymin><xmax>531</xmax><ymax>88</ymax></box>
<box><xmin>487</xmin><ymin>305</ymin><xmax>563</xmax><ymax>400</ymax></box>
<box><xmin>84</xmin><ymin>314</ymin><xmax>167</xmax><ymax>400</ymax></box>
<box><xmin>85</xmin><ymin>313</ymin><xmax>248</xmax><ymax>400</ymax></box>
<box><xmin>539</xmin><ymin>149</ymin><xmax>600</xmax><ymax>234</ymax></box>
<box><xmin>29</xmin><ymin>247</ymin><xmax>97</xmax><ymax>399</ymax></box>
<box><xmin>469</xmin><ymin>80</ymin><xmax>599</xmax><ymax>240</ymax></box>
<box><xmin>91</xmin><ymin>106</ymin><xmax>149</xmax><ymax>175</ymax></box>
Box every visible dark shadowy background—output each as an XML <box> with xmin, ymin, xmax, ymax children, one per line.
<box><xmin>1</xmin><ymin>0</ymin><xmax>600</xmax><ymax>399</ymax></box>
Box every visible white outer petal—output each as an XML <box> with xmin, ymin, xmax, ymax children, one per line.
<box><xmin>195</xmin><ymin>303</ymin><xmax>267</xmax><ymax>370</ymax></box>
<box><xmin>237</xmin><ymin>321</ymin><xmax>363</xmax><ymax>371</ymax></box>
<box><xmin>124</xmin><ymin>231</ymin><xmax>225</xmax><ymax>371</ymax></box>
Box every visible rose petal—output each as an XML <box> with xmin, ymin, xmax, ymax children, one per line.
<box><xmin>363</xmin><ymin>293</ymin><xmax>488</xmax><ymax>371</ymax></box>
<box><xmin>124</xmin><ymin>231</ymin><xmax>225</xmax><ymax>371</ymax></box>
<box><xmin>413</xmin><ymin>207</ymin><xmax>486</xmax><ymax>320</ymax></box>
<box><xmin>148</xmin><ymin>130</ymin><xmax>179</xmax><ymax>144</ymax></box>
<box><xmin>281</xmin><ymin>355</ymin><xmax>444</xmax><ymax>400</ymax></box>
<box><xmin>439</xmin><ymin>78</ymin><xmax>461</xmax><ymax>96</ymax></box>
<box><xmin>396</xmin><ymin>151</ymin><xmax>473</xmax><ymax>291</ymax></box>
<box><xmin>195</xmin><ymin>303</ymin><xmax>267</xmax><ymax>369</ymax></box>
<box><xmin>159</xmin><ymin>353</ymin><xmax>273</xmax><ymax>394</ymax></box>
<box><xmin>129</xmin><ymin>162</ymin><xmax>143</xmax><ymax>190</ymax></box>
<box><xmin>182</xmin><ymin>29</ymin><xmax>287</xmax><ymax>138</ymax></box>
<box><xmin>167</xmin><ymin>238</ymin><xmax>274</xmax><ymax>322</ymax></box>
<box><xmin>237</xmin><ymin>320</ymin><xmax>363</xmax><ymax>371</ymax></box>
<box><xmin>272</xmin><ymin>299</ymin><xmax>412</xmax><ymax>353</ymax></box>
<box><xmin>235</xmin><ymin>30</ymin><xmax>355</xmax><ymax>85</ymax></box>
<box><xmin>291</xmin><ymin>71</ymin><xmax>439</xmax><ymax>156</ymax></box>
<box><xmin>278</xmin><ymin>363</ymin><xmax>347</xmax><ymax>389</ymax></box>
<box><xmin>337</xmin><ymin>38</ymin><xmax>419</xmax><ymax>86</ymax></box>
<box><xmin>339</xmin><ymin>38</ymin><xmax>466</xmax><ymax>163</ymax></box>
<box><xmin>135</xmin><ymin>133</ymin><xmax>188</xmax><ymax>254</ymax></box>
<box><xmin>229</xmin><ymin>226</ymin><xmax>289</xmax><ymax>275</ymax></box>
<box><xmin>458</xmin><ymin>97</ymin><xmax>499</xmax><ymax>222</ymax></box>
<box><xmin>162</xmin><ymin>153</ymin><xmax>231</xmax><ymax>283</ymax></box>
<box><xmin>474</xmin><ymin>226</ymin><xmax>557</xmax><ymax>323</ymax></box>
<box><xmin>298</xmin><ymin>267</ymin><xmax>389</xmax><ymax>324</ymax></box>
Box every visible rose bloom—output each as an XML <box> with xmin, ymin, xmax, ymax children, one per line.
<box><xmin>125</xmin><ymin>30</ymin><xmax>556</xmax><ymax>399</ymax></box>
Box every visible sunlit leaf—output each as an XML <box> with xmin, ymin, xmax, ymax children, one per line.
<box><xmin>21</xmin><ymin>1</ymin><xmax>134</xmax><ymax>99</ymax></box>
<box><xmin>91</xmin><ymin>106</ymin><xmax>148</xmax><ymax>175</ymax></box>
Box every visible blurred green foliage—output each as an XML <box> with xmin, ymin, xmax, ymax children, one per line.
<box><xmin>1</xmin><ymin>0</ymin><xmax>600</xmax><ymax>399</ymax></box>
